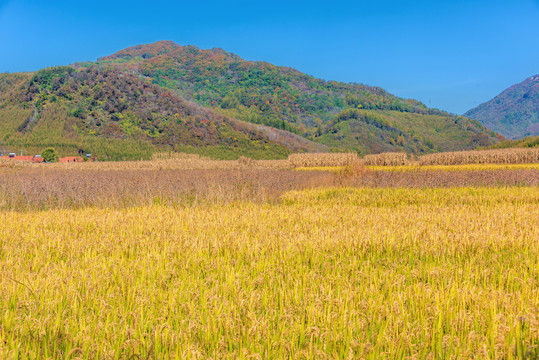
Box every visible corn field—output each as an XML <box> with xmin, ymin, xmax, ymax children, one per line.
<box><xmin>288</xmin><ymin>153</ymin><xmax>359</xmax><ymax>167</ymax></box>
<box><xmin>419</xmin><ymin>148</ymin><xmax>539</xmax><ymax>165</ymax></box>
<box><xmin>39</xmin><ymin>157</ymin><xmax>292</xmax><ymax>171</ymax></box>
<box><xmin>363</xmin><ymin>152</ymin><xmax>409</xmax><ymax>166</ymax></box>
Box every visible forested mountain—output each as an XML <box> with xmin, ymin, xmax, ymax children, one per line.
<box><xmin>464</xmin><ymin>75</ymin><xmax>539</xmax><ymax>139</ymax></box>
<box><xmin>0</xmin><ymin>41</ymin><xmax>502</xmax><ymax>159</ymax></box>
<box><xmin>84</xmin><ymin>40</ymin><xmax>501</xmax><ymax>154</ymax></box>
<box><xmin>0</xmin><ymin>66</ymin><xmax>326</xmax><ymax>160</ymax></box>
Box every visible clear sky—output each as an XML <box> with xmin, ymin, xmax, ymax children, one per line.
<box><xmin>1</xmin><ymin>0</ymin><xmax>538</xmax><ymax>114</ymax></box>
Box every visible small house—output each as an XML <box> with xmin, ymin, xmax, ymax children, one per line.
<box><xmin>32</xmin><ymin>155</ymin><xmax>44</xmax><ymax>163</ymax></box>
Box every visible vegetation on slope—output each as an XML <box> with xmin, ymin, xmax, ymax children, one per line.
<box><xmin>315</xmin><ymin>108</ymin><xmax>496</xmax><ymax>155</ymax></box>
<box><xmin>0</xmin><ymin>67</ymin><xmax>309</xmax><ymax>160</ymax></box>
<box><xmin>1</xmin><ymin>41</ymin><xmax>503</xmax><ymax>159</ymax></box>
<box><xmin>88</xmin><ymin>41</ymin><xmax>500</xmax><ymax>154</ymax></box>
<box><xmin>482</xmin><ymin>135</ymin><xmax>539</xmax><ymax>149</ymax></box>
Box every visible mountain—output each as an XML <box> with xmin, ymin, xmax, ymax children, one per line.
<box><xmin>464</xmin><ymin>75</ymin><xmax>539</xmax><ymax>139</ymax></box>
<box><xmin>0</xmin><ymin>66</ymin><xmax>326</xmax><ymax>160</ymax></box>
<box><xmin>0</xmin><ymin>41</ymin><xmax>501</xmax><ymax>160</ymax></box>
<box><xmin>85</xmin><ymin>41</ymin><xmax>500</xmax><ymax>154</ymax></box>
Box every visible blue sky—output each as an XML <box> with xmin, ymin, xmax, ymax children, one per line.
<box><xmin>1</xmin><ymin>0</ymin><xmax>538</xmax><ymax>114</ymax></box>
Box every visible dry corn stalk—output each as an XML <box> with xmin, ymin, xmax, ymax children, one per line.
<box><xmin>288</xmin><ymin>153</ymin><xmax>358</xmax><ymax>167</ymax></box>
<box><xmin>363</xmin><ymin>152</ymin><xmax>409</xmax><ymax>166</ymax></box>
<box><xmin>419</xmin><ymin>148</ymin><xmax>539</xmax><ymax>165</ymax></box>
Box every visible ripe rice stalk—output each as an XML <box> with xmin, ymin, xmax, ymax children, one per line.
<box><xmin>1</xmin><ymin>187</ymin><xmax>539</xmax><ymax>358</ymax></box>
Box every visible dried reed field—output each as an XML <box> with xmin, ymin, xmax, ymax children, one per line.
<box><xmin>1</xmin><ymin>166</ymin><xmax>538</xmax><ymax>210</ymax></box>
<box><xmin>358</xmin><ymin>168</ymin><xmax>539</xmax><ymax>188</ymax></box>
<box><xmin>0</xmin><ymin>169</ymin><xmax>334</xmax><ymax>210</ymax></box>
<box><xmin>1</xmin><ymin>186</ymin><xmax>538</xmax><ymax>359</ymax></box>
<box><xmin>43</xmin><ymin>156</ymin><xmax>292</xmax><ymax>171</ymax></box>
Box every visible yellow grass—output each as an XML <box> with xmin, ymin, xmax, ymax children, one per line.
<box><xmin>296</xmin><ymin>163</ymin><xmax>539</xmax><ymax>173</ymax></box>
<box><xmin>1</xmin><ymin>187</ymin><xmax>539</xmax><ymax>359</ymax></box>
<box><xmin>295</xmin><ymin>166</ymin><xmax>346</xmax><ymax>172</ymax></box>
<box><xmin>369</xmin><ymin>163</ymin><xmax>539</xmax><ymax>172</ymax></box>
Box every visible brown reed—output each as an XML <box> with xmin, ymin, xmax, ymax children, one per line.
<box><xmin>1</xmin><ymin>166</ymin><xmax>537</xmax><ymax>211</ymax></box>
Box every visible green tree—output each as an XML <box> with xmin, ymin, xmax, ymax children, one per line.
<box><xmin>41</xmin><ymin>147</ymin><xmax>59</xmax><ymax>162</ymax></box>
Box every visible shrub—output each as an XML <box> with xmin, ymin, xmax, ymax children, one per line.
<box><xmin>41</xmin><ymin>147</ymin><xmax>59</xmax><ymax>162</ymax></box>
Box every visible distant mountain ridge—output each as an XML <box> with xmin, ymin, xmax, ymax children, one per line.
<box><xmin>464</xmin><ymin>75</ymin><xmax>539</xmax><ymax>139</ymax></box>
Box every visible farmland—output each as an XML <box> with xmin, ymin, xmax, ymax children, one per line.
<box><xmin>1</xmin><ymin>155</ymin><xmax>539</xmax><ymax>359</ymax></box>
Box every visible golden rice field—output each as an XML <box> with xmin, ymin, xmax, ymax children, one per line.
<box><xmin>1</xmin><ymin>186</ymin><xmax>539</xmax><ymax>359</ymax></box>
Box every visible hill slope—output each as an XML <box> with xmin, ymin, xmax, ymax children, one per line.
<box><xmin>84</xmin><ymin>40</ymin><xmax>500</xmax><ymax>154</ymax></box>
<box><xmin>482</xmin><ymin>135</ymin><xmax>539</xmax><ymax>149</ymax></box>
<box><xmin>464</xmin><ymin>75</ymin><xmax>539</xmax><ymax>139</ymax></box>
<box><xmin>0</xmin><ymin>67</ymin><xmax>326</xmax><ymax>160</ymax></box>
